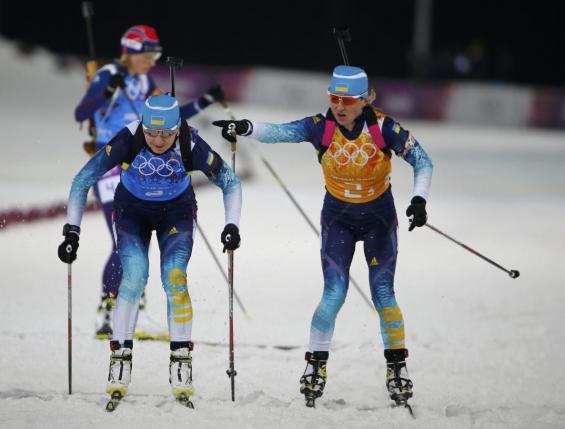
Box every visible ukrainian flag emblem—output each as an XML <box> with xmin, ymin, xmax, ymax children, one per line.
<box><xmin>393</xmin><ymin>123</ymin><xmax>401</xmax><ymax>134</ymax></box>
<box><xmin>150</xmin><ymin>116</ymin><xmax>165</xmax><ymax>126</ymax></box>
<box><xmin>335</xmin><ymin>85</ymin><xmax>349</xmax><ymax>93</ymax></box>
<box><xmin>206</xmin><ymin>152</ymin><xmax>215</xmax><ymax>166</ymax></box>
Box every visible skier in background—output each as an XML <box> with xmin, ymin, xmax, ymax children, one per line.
<box><xmin>75</xmin><ymin>25</ymin><xmax>226</xmax><ymax>340</ymax></box>
<box><xmin>59</xmin><ymin>93</ymin><xmax>241</xmax><ymax>405</ymax></box>
<box><xmin>213</xmin><ymin>65</ymin><xmax>433</xmax><ymax>407</ymax></box>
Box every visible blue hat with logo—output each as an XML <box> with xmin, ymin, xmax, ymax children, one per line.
<box><xmin>142</xmin><ymin>94</ymin><xmax>181</xmax><ymax>129</ymax></box>
<box><xmin>328</xmin><ymin>65</ymin><xmax>368</xmax><ymax>98</ymax></box>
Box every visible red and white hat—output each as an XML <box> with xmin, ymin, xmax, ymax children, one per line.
<box><xmin>120</xmin><ymin>25</ymin><xmax>162</xmax><ymax>56</ymax></box>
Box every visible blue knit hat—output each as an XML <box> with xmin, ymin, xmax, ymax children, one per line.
<box><xmin>142</xmin><ymin>94</ymin><xmax>180</xmax><ymax>129</ymax></box>
<box><xmin>328</xmin><ymin>65</ymin><xmax>368</xmax><ymax>97</ymax></box>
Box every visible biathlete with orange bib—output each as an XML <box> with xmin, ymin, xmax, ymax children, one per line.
<box><xmin>212</xmin><ymin>65</ymin><xmax>433</xmax><ymax>408</ymax></box>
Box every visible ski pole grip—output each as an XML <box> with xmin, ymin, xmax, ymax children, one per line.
<box><xmin>227</xmin><ymin>123</ymin><xmax>237</xmax><ymax>152</ymax></box>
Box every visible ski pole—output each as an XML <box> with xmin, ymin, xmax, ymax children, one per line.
<box><xmin>100</xmin><ymin>84</ymin><xmax>141</xmax><ymax>126</ymax></box>
<box><xmin>220</xmin><ymin>103</ymin><xmax>375</xmax><ymax>313</ymax></box>
<box><xmin>98</xmin><ymin>89</ymin><xmax>120</xmax><ymax>127</ymax></box>
<box><xmin>167</xmin><ymin>60</ymin><xmax>239</xmax><ymax>400</ymax></box>
<box><xmin>195</xmin><ymin>222</ymin><xmax>250</xmax><ymax>318</ymax></box>
<box><xmin>66</xmin><ymin>259</ymin><xmax>73</xmax><ymax>395</ymax></box>
<box><xmin>121</xmin><ymin>88</ymin><xmax>140</xmax><ymax>120</ymax></box>
<box><xmin>225</xmin><ymin>116</ymin><xmax>238</xmax><ymax>402</ymax></box>
<box><xmin>424</xmin><ymin>223</ymin><xmax>520</xmax><ymax>278</ymax></box>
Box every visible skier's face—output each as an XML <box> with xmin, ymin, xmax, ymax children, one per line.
<box><xmin>128</xmin><ymin>53</ymin><xmax>158</xmax><ymax>75</ymax></box>
<box><xmin>144</xmin><ymin>129</ymin><xmax>179</xmax><ymax>154</ymax></box>
<box><xmin>328</xmin><ymin>94</ymin><xmax>367</xmax><ymax>131</ymax></box>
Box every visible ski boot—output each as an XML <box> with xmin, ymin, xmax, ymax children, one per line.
<box><xmin>299</xmin><ymin>351</ymin><xmax>328</xmax><ymax>408</ymax></box>
<box><xmin>169</xmin><ymin>342</ymin><xmax>194</xmax><ymax>408</ymax></box>
<box><xmin>95</xmin><ymin>293</ymin><xmax>115</xmax><ymax>340</ymax></box>
<box><xmin>385</xmin><ymin>348</ymin><xmax>413</xmax><ymax>411</ymax></box>
<box><xmin>105</xmin><ymin>341</ymin><xmax>133</xmax><ymax>411</ymax></box>
<box><xmin>134</xmin><ymin>293</ymin><xmax>169</xmax><ymax>341</ymax></box>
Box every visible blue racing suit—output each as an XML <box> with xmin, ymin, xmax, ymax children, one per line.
<box><xmin>66</xmin><ymin>121</ymin><xmax>242</xmax><ymax>343</ymax></box>
<box><xmin>75</xmin><ymin>62</ymin><xmax>212</xmax><ymax>298</ymax></box>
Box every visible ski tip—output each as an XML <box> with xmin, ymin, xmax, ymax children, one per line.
<box><xmin>105</xmin><ymin>392</ymin><xmax>123</xmax><ymax>412</ymax></box>
<box><xmin>134</xmin><ymin>331</ymin><xmax>170</xmax><ymax>341</ymax></box>
<box><xmin>392</xmin><ymin>400</ymin><xmax>415</xmax><ymax>418</ymax></box>
<box><xmin>177</xmin><ymin>393</ymin><xmax>195</xmax><ymax>408</ymax></box>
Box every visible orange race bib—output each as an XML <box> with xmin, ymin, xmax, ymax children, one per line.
<box><xmin>320</xmin><ymin>125</ymin><xmax>391</xmax><ymax>203</ymax></box>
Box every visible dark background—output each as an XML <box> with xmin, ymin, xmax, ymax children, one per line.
<box><xmin>1</xmin><ymin>0</ymin><xmax>564</xmax><ymax>86</ymax></box>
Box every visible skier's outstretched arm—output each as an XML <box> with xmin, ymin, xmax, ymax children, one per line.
<box><xmin>212</xmin><ymin>116</ymin><xmax>319</xmax><ymax>144</ymax></box>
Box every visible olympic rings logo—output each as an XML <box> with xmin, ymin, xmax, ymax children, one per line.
<box><xmin>131</xmin><ymin>155</ymin><xmax>183</xmax><ymax>177</ymax></box>
<box><xmin>329</xmin><ymin>141</ymin><xmax>378</xmax><ymax>167</ymax></box>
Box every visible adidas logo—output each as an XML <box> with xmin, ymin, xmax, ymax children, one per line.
<box><xmin>168</xmin><ymin>226</ymin><xmax>179</xmax><ymax>235</ymax></box>
<box><xmin>370</xmin><ymin>257</ymin><xmax>379</xmax><ymax>266</ymax></box>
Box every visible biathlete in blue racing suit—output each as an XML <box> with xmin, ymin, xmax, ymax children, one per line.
<box><xmin>59</xmin><ymin>94</ymin><xmax>241</xmax><ymax>402</ymax></box>
<box><xmin>75</xmin><ymin>25</ymin><xmax>226</xmax><ymax>339</ymax></box>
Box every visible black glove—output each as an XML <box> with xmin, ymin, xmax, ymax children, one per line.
<box><xmin>200</xmin><ymin>84</ymin><xmax>225</xmax><ymax>106</ymax></box>
<box><xmin>58</xmin><ymin>223</ymin><xmax>81</xmax><ymax>263</ymax></box>
<box><xmin>103</xmin><ymin>73</ymin><xmax>125</xmax><ymax>99</ymax></box>
<box><xmin>221</xmin><ymin>223</ymin><xmax>240</xmax><ymax>252</ymax></box>
<box><xmin>406</xmin><ymin>196</ymin><xmax>427</xmax><ymax>232</ymax></box>
<box><xmin>211</xmin><ymin>119</ymin><xmax>252</xmax><ymax>143</ymax></box>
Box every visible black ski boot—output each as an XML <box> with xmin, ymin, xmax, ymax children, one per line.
<box><xmin>299</xmin><ymin>351</ymin><xmax>328</xmax><ymax>408</ymax></box>
<box><xmin>385</xmin><ymin>348</ymin><xmax>413</xmax><ymax>407</ymax></box>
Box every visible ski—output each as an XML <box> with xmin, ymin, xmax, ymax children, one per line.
<box><xmin>392</xmin><ymin>399</ymin><xmax>415</xmax><ymax>418</ymax></box>
<box><xmin>95</xmin><ymin>335</ymin><xmax>303</xmax><ymax>350</ymax></box>
<box><xmin>176</xmin><ymin>392</ymin><xmax>194</xmax><ymax>409</ymax></box>
<box><xmin>105</xmin><ymin>391</ymin><xmax>123</xmax><ymax>412</ymax></box>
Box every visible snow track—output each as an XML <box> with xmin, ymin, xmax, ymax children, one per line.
<box><xmin>1</xmin><ymin>39</ymin><xmax>565</xmax><ymax>428</ymax></box>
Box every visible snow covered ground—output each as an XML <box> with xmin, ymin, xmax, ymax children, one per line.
<box><xmin>1</xmin><ymin>39</ymin><xmax>565</xmax><ymax>428</ymax></box>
